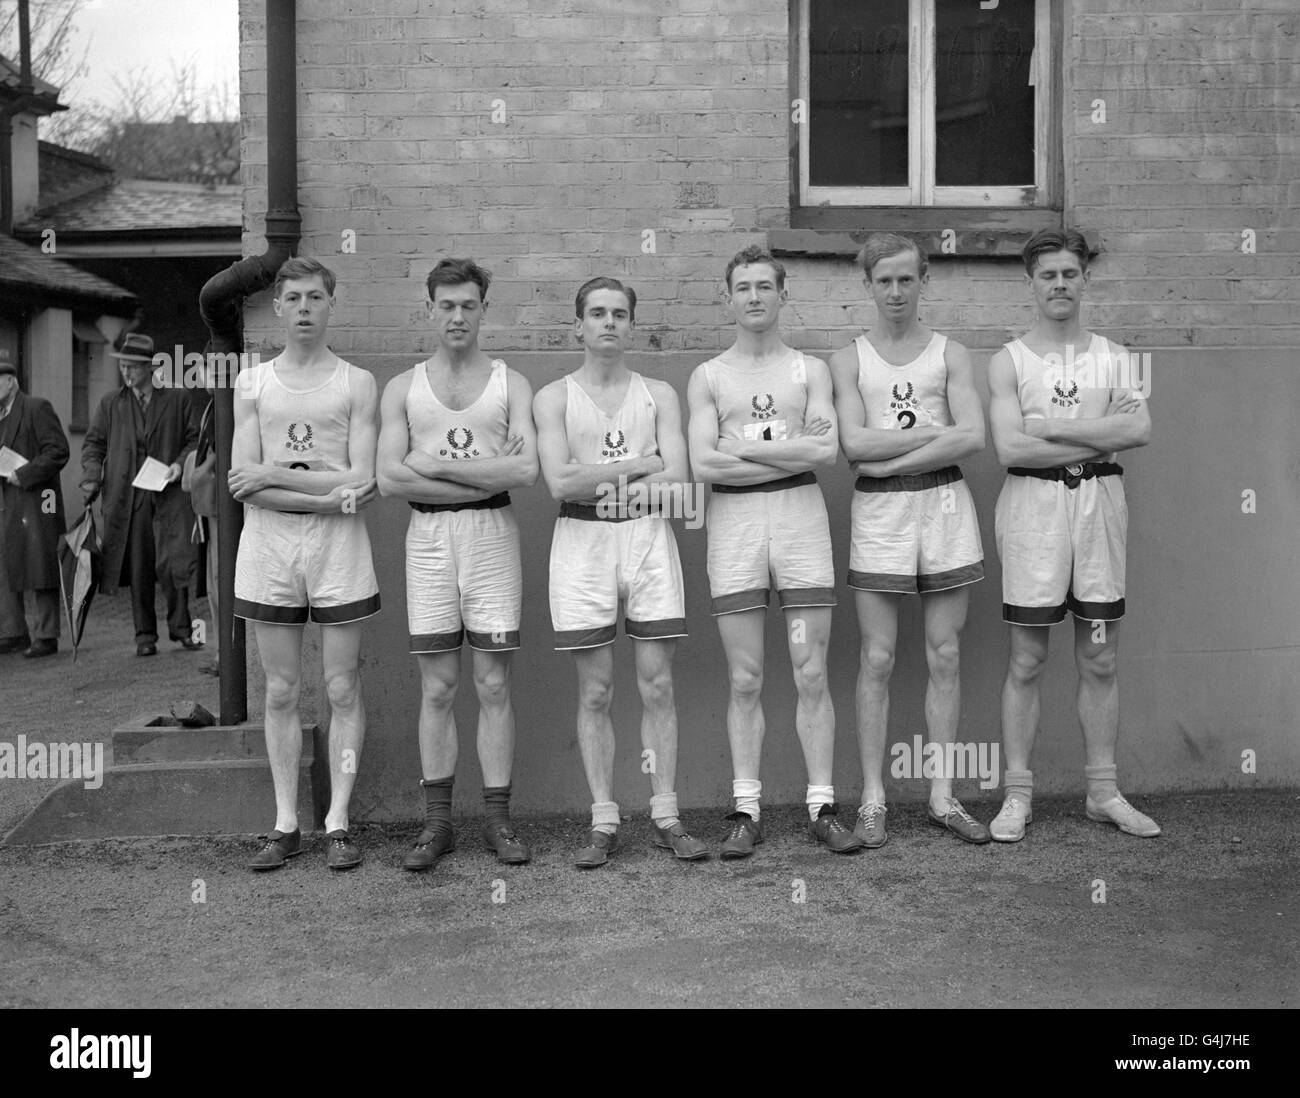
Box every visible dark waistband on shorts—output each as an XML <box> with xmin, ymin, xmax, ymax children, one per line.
<box><xmin>855</xmin><ymin>465</ymin><xmax>962</xmax><ymax>494</ymax></box>
<box><xmin>411</xmin><ymin>491</ymin><xmax>510</xmax><ymax>514</ymax></box>
<box><xmin>559</xmin><ymin>499</ymin><xmax>660</xmax><ymax>522</ymax></box>
<box><xmin>712</xmin><ymin>471</ymin><xmax>816</xmax><ymax>495</ymax></box>
<box><xmin>1008</xmin><ymin>462</ymin><xmax>1122</xmax><ymax>487</ymax></box>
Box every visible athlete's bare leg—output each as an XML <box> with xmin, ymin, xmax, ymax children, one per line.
<box><xmin>415</xmin><ymin>650</ymin><xmax>460</xmax><ymax>780</ymax></box>
<box><xmin>784</xmin><ymin>605</ymin><xmax>834</xmax><ymax>787</ymax></box>
<box><xmin>255</xmin><ymin>621</ymin><xmax>306</xmax><ymax>834</ymax></box>
<box><xmin>633</xmin><ymin>638</ymin><xmax>678</xmax><ymax>796</ymax></box>
<box><xmin>854</xmin><ymin>590</ymin><xmax>900</xmax><ymax>804</ymax></box>
<box><xmin>1001</xmin><ymin>623</ymin><xmax>1050</xmax><ymax>773</ymax></box>
<box><xmin>574</xmin><ymin>645</ymin><xmax>617</xmax><ymax>804</ymax></box>
<box><xmin>321</xmin><ymin>620</ymin><xmax>366</xmax><ymax>834</ymax></box>
<box><xmin>1075</xmin><ymin>616</ymin><xmax>1119</xmax><ymax>767</ymax></box>
<box><xmin>921</xmin><ymin>586</ymin><xmax>968</xmax><ymax>808</ymax></box>
<box><xmin>717</xmin><ymin>609</ymin><xmax>766</xmax><ymax>781</ymax></box>
<box><xmin>471</xmin><ymin>647</ymin><xmax>514</xmax><ymax>788</ymax></box>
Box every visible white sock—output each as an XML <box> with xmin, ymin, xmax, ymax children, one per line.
<box><xmin>591</xmin><ymin>800</ymin><xmax>619</xmax><ymax>835</ymax></box>
<box><xmin>732</xmin><ymin>779</ymin><xmax>761</xmax><ymax>821</ymax></box>
<box><xmin>649</xmin><ymin>792</ymin><xmax>679</xmax><ymax>830</ymax></box>
<box><xmin>806</xmin><ymin>784</ymin><xmax>835</xmax><ymax>822</ymax></box>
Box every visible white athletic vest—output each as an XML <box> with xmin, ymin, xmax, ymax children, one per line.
<box><xmin>239</xmin><ymin>356</ymin><xmax>354</xmax><ymax>471</ymax></box>
<box><xmin>563</xmin><ymin>370</ymin><xmax>658</xmax><ymax>505</ymax></box>
<box><xmin>854</xmin><ymin>332</ymin><xmax>952</xmax><ymax>430</ymax></box>
<box><xmin>406</xmin><ymin>359</ymin><xmax>510</xmax><ymax>461</ymax></box>
<box><xmin>1005</xmin><ymin>332</ymin><xmax>1119</xmax><ymax>461</ymax></box>
<box><xmin>702</xmin><ymin>349</ymin><xmax>809</xmax><ymax>442</ymax></box>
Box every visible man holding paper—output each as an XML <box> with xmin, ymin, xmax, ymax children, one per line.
<box><xmin>80</xmin><ymin>332</ymin><xmax>201</xmax><ymax>657</ymax></box>
<box><xmin>0</xmin><ymin>360</ymin><xmax>69</xmax><ymax>658</ymax></box>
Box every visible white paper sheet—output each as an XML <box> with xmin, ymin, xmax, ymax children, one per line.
<box><xmin>132</xmin><ymin>456</ymin><xmax>173</xmax><ymax>492</ymax></box>
<box><xmin>0</xmin><ymin>445</ymin><xmax>28</xmax><ymax>477</ymax></box>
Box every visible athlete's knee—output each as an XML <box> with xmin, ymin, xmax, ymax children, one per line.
<box><xmin>1007</xmin><ymin>644</ymin><xmax>1047</xmax><ymax>686</ymax></box>
<box><xmin>473</xmin><ymin>663</ymin><xmax>510</xmax><ymax>710</ymax></box>
<box><xmin>264</xmin><ymin>671</ymin><xmax>300</xmax><ymax>713</ymax></box>
<box><xmin>1076</xmin><ymin>641</ymin><xmax>1118</xmax><ymax>681</ymax></box>
<box><xmin>420</xmin><ymin>672</ymin><xmax>457</xmax><ymax>710</ymax></box>
<box><xmin>325</xmin><ymin>667</ymin><xmax>361</xmax><ymax>711</ymax></box>
<box><xmin>636</xmin><ymin>662</ymin><xmax>675</xmax><ymax>710</ymax></box>
<box><xmin>860</xmin><ymin>640</ymin><xmax>895</xmax><ymax>681</ymax></box>
<box><xmin>926</xmin><ymin>636</ymin><xmax>960</xmax><ymax>683</ymax></box>
<box><xmin>791</xmin><ymin>653</ymin><xmax>829</xmax><ymax>701</ymax></box>
<box><xmin>578</xmin><ymin>675</ymin><xmax>615</xmax><ymax>714</ymax></box>
<box><xmin>728</xmin><ymin>663</ymin><xmax>763</xmax><ymax>703</ymax></box>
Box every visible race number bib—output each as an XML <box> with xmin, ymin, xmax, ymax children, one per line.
<box><xmin>742</xmin><ymin>419</ymin><xmax>789</xmax><ymax>442</ymax></box>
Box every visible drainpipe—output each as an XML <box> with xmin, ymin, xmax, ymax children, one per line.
<box><xmin>199</xmin><ymin>0</ymin><xmax>300</xmax><ymax>724</ymax></box>
<box><xmin>0</xmin><ymin>0</ymin><xmax>37</xmax><ymax>235</ymax></box>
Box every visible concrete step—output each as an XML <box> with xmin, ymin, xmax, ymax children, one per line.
<box><xmin>1</xmin><ymin>722</ymin><xmax>327</xmax><ymax>845</ymax></box>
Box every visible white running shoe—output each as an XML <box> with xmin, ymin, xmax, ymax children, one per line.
<box><xmin>1085</xmin><ymin>792</ymin><xmax>1161</xmax><ymax>837</ymax></box>
<box><xmin>990</xmin><ymin>796</ymin><xmax>1032</xmax><ymax>842</ymax></box>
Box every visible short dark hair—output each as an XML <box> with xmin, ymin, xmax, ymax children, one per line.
<box><xmin>426</xmin><ymin>257</ymin><xmax>491</xmax><ymax>302</ymax></box>
<box><xmin>274</xmin><ymin>256</ymin><xmax>336</xmax><ymax>297</ymax></box>
<box><xmin>575</xmin><ymin>277</ymin><xmax>636</xmax><ymax>322</ymax></box>
<box><xmin>724</xmin><ymin>245</ymin><xmax>786</xmax><ymax>292</ymax></box>
<box><xmin>1022</xmin><ymin>228</ymin><xmax>1092</xmax><ymax>277</ymax></box>
<box><xmin>856</xmin><ymin>232</ymin><xmax>929</xmax><ymax>280</ymax></box>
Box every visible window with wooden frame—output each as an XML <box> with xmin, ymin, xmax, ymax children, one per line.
<box><xmin>785</xmin><ymin>0</ymin><xmax>1062</xmax><ymax>244</ymax></box>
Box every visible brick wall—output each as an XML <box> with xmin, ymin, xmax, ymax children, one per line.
<box><xmin>239</xmin><ymin>0</ymin><xmax>1298</xmax><ymax>358</ymax></box>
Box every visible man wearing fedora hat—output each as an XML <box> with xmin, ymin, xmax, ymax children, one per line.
<box><xmin>80</xmin><ymin>332</ymin><xmax>202</xmax><ymax>657</ymax></box>
<box><xmin>0</xmin><ymin>358</ymin><xmax>69</xmax><ymax>658</ymax></box>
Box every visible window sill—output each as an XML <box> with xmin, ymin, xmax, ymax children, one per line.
<box><xmin>772</xmin><ymin>207</ymin><xmax>1063</xmax><ymax>259</ymax></box>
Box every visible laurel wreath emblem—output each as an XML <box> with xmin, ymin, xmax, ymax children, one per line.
<box><xmin>447</xmin><ymin>426</ymin><xmax>475</xmax><ymax>451</ymax></box>
<box><xmin>750</xmin><ymin>393</ymin><xmax>775</xmax><ymax>418</ymax></box>
<box><xmin>603</xmin><ymin>429</ymin><xmax>626</xmax><ymax>451</ymax></box>
<box><xmin>892</xmin><ymin>382</ymin><xmax>915</xmax><ymax>403</ymax></box>
<box><xmin>286</xmin><ymin>422</ymin><xmax>314</xmax><ymax>451</ymax></box>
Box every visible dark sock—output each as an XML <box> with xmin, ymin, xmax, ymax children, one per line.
<box><xmin>483</xmin><ymin>784</ymin><xmax>512</xmax><ymax>830</ymax></box>
<box><xmin>421</xmin><ymin>777</ymin><xmax>454</xmax><ymax>835</ymax></box>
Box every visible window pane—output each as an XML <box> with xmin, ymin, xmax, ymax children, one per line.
<box><xmin>935</xmin><ymin>0</ymin><xmax>1036</xmax><ymax>186</ymax></box>
<box><xmin>809</xmin><ymin>0</ymin><xmax>910</xmax><ymax>188</ymax></box>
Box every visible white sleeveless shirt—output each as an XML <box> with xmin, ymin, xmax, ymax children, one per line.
<box><xmin>701</xmin><ymin>349</ymin><xmax>809</xmax><ymax>442</ymax></box>
<box><xmin>238</xmin><ymin>355</ymin><xmax>354</xmax><ymax>471</ymax></box>
<box><xmin>854</xmin><ymin>332</ymin><xmax>952</xmax><ymax>430</ymax></box>
<box><xmin>563</xmin><ymin>370</ymin><xmax>658</xmax><ymax>505</ymax></box>
<box><xmin>1005</xmin><ymin>332</ymin><xmax>1119</xmax><ymax>462</ymax></box>
<box><xmin>406</xmin><ymin>359</ymin><xmax>510</xmax><ymax>462</ymax></box>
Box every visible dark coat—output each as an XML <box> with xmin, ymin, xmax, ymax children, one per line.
<box><xmin>81</xmin><ymin>384</ymin><xmax>199</xmax><ymax>594</ymax></box>
<box><xmin>0</xmin><ymin>391</ymin><xmax>69</xmax><ymax>592</ymax></box>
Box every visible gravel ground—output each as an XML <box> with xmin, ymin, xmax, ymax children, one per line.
<box><xmin>1</xmin><ymin>794</ymin><xmax>1296</xmax><ymax>1009</ymax></box>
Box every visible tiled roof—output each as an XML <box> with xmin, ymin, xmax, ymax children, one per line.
<box><xmin>0</xmin><ymin>54</ymin><xmax>62</xmax><ymax>107</ymax></box>
<box><xmin>26</xmin><ymin>180</ymin><xmax>241</xmax><ymax>235</ymax></box>
<box><xmin>0</xmin><ymin>234</ymin><xmax>137</xmax><ymax>313</ymax></box>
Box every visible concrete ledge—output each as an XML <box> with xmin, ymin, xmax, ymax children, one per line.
<box><xmin>1</xmin><ymin>722</ymin><xmax>325</xmax><ymax>846</ymax></box>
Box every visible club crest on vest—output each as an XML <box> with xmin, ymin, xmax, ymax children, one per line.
<box><xmin>601</xmin><ymin>429</ymin><xmax>628</xmax><ymax>459</ymax></box>
<box><xmin>1052</xmin><ymin>380</ymin><xmax>1080</xmax><ymax>407</ymax></box>
<box><xmin>439</xmin><ymin>425</ymin><xmax>480</xmax><ymax>459</ymax></box>
<box><xmin>750</xmin><ymin>393</ymin><xmax>776</xmax><ymax>420</ymax></box>
<box><xmin>285</xmin><ymin>422</ymin><xmax>314</xmax><ymax>453</ymax></box>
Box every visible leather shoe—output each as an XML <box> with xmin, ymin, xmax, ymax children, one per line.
<box><xmin>22</xmin><ymin>638</ymin><xmax>58</xmax><ymax>659</ymax></box>
<box><xmin>927</xmin><ymin>796</ymin><xmax>991</xmax><ymax>844</ymax></box>
<box><xmin>810</xmin><ymin>803</ymin><xmax>866</xmax><ymax>853</ymax></box>
<box><xmin>247</xmin><ymin>828</ymin><xmax>302</xmax><ymax>870</ymax></box>
<box><xmin>136</xmin><ymin>642</ymin><xmax>158</xmax><ymax>657</ymax></box>
<box><xmin>326</xmin><ymin>829</ymin><xmax>362</xmax><ymax>870</ymax></box>
<box><xmin>402</xmin><ymin>827</ymin><xmax>455</xmax><ymax>871</ymax></box>
<box><xmin>574</xmin><ymin>829</ymin><xmax>619</xmax><ymax>868</ymax></box>
<box><xmin>651</xmin><ymin>821</ymin><xmax>709</xmax><ymax>861</ymax></box>
<box><xmin>720</xmin><ymin>811</ymin><xmax>763</xmax><ymax>859</ymax></box>
<box><xmin>0</xmin><ymin>634</ymin><xmax>31</xmax><ymax>655</ymax></box>
<box><xmin>482</xmin><ymin>823</ymin><xmax>530</xmax><ymax>864</ymax></box>
<box><xmin>177</xmin><ymin>637</ymin><xmax>204</xmax><ymax>651</ymax></box>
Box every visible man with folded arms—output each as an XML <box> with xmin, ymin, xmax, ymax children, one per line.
<box><xmin>986</xmin><ymin>228</ymin><xmax>1158</xmax><ymax>842</ymax></box>
<box><xmin>377</xmin><ymin>258</ymin><xmax>537</xmax><ymax>871</ymax></box>
<box><xmin>534</xmin><ymin>276</ymin><xmax>707</xmax><ymax>868</ymax></box>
